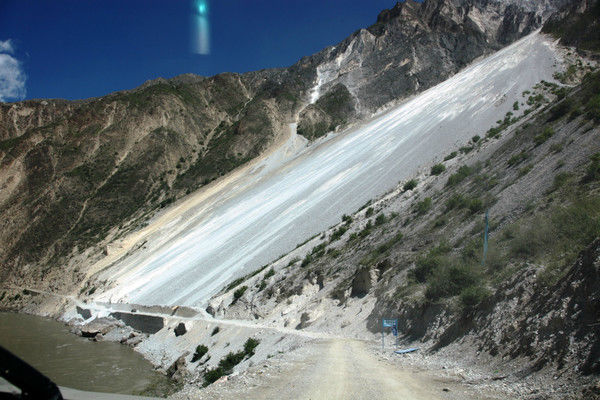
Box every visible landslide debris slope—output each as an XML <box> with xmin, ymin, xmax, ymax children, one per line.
<box><xmin>210</xmin><ymin>2</ymin><xmax>600</xmax><ymax>398</ymax></box>
<box><xmin>0</xmin><ymin>0</ymin><xmax>560</xmax><ymax>295</ymax></box>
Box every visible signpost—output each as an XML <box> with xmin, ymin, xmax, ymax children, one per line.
<box><xmin>382</xmin><ymin>318</ymin><xmax>398</xmax><ymax>351</ymax></box>
<box><xmin>482</xmin><ymin>210</ymin><xmax>489</xmax><ymax>266</ymax></box>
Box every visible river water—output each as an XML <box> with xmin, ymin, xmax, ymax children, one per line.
<box><xmin>0</xmin><ymin>312</ymin><xmax>172</xmax><ymax>396</ymax></box>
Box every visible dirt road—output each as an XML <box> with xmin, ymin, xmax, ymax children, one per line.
<box><xmin>181</xmin><ymin>339</ymin><xmax>504</xmax><ymax>400</ymax></box>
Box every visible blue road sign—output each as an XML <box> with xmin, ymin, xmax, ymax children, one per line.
<box><xmin>382</xmin><ymin>318</ymin><xmax>398</xmax><ymax>350</ymax></box>
<box><xmin>382</xmin><ymin>319</ymin><xmax>397</xmax><ymax>327</ymax></box>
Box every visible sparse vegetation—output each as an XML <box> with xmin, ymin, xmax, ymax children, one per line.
<box><xmin>203</xmin><ymin>338</ymin><xmax>260</xmax><ymax>386</ymax></box>
<box><xmin>444</xmin><ymin>151</ymin><xmax>458</xmax><ymax>161</ymax></box>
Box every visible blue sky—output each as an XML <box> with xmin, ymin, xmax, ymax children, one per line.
<box><xmin>0</xmin><ymin>0</ymin><xmax>398</xmax><ymax>101</ymax></box>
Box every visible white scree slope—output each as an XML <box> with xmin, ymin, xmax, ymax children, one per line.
<box><xmin>95</xmin><ymin>32</ymin><xmax>560</xmax><ymax>307</ymax></box>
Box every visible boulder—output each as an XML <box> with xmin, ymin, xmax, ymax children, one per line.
<box><xmin>174</xmin><ymin>322</ymin><xmax>187</xmax><ymax>337</ymax></box>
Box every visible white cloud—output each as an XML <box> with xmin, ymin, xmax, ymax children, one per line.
<box><xmin>0</xmin><ymin>39</ymin><xmax>26</xmax><ymax>102</ymax></box>
<box><xmin>0</xmin><ymin>40</ymin><xmax>14</xmax><ymax>54</ymax></box>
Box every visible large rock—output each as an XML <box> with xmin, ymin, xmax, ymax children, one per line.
<box><xmin>80</xmin><ymin>318</ymin><xmax>115</xmax><ymax>338</ymax></box>
<box><xmin>174</xmin><ymin>322</ymin><xmax>187</xmax><ymax>337</ymax></box>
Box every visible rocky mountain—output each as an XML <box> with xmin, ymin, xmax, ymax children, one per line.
<box><xmin>209</xmin><ymin>29</ymin><xmax>600</xmax><ymax>399</ymax></box>
<box><xmin>0</xmin><ymin>0</ymin><xmax>566</xmax><ymax>291</ymax></box>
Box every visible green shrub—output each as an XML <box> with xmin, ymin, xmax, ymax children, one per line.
<box><xmin>226</xmin><ymin>277</ymin><xmax>245</xmax><ymax>292</ymax></box>
<box><xmin>513</xmin><ymin>101</ymin><xmax>519</xmax><ymax>111</ymax></box>
<box><xmin>468</xmin><ymin>198</ymin><xmax>484</xmax><ymax>214</ymax></box>
<box><xmin>244</xmin><ymin>338</ymin><xmax>260</xmax><ymax>356</ymax></box>
<box><xmin>203</xmin><ymin>367</ymin><xmax>226</xmax><ymax>386</ymax></box>
<box><xmin>301</xmin><ymin>253</ymin><xmax>313</xmax><ymax>268</ymax></box>
<box><xmin>264</xmin><ymin>269</ymin><xmax>275</xmax><ymax>279</ymax></box>
<box><xmin>459</xmin><ymin>285</ymin><xmax>490</xmax><ymax>310</ymax></box>
<box><xmin>358</xmin><ymin>220</ymin><xmax>373</xmax><ymax>238</ymax></box>
<box><xmin>534</xmin><ymin>127</ymin><xmax>554</xmax><ymax>146</ymax></box>
<box><xmin>232</xmin><ymin>286</ymin><xmax>247</xmax><ymax>303</ymax></box>
<box><xmin>518</xmin><ymin>164</ymin><xmax>533</xmax><ymax>177</ymax></box>
<box><xmin>403</xmin><ymin>179</ymin><xmax>418</xmax><ymax>191</ymax></box>
<box><xmin>415</xmin><ymin>197</ymin><xmax>432</xmax><ymax>215</ymax></box>
<box><xmin>192</xmin><ymin>345</ymin><xmax>209</xmax><ymax>362</ymax></box>
<box><xmin>586</xmin><ymin>94</ymin><xmax>600</xmax><ymax>120</ymax></box>
<box><xmin>549</xmin><ymin>172</ymin><xmax>572</xmax><ymax>192</ymax></box>
<box><xmin>582</xmin><ymin>153</ymin><xmax>600</xmax><ymax>183</ymax></box>
<box><xmin>446</xmin><ymin>165</ymin><xmax>474</xmax><ymax>186</ymax></box>
<box><xmin>471</xmin><ymin>135</ymin><xmax>481</xmax><ymax>143</ymax></box>
<box><xmin>327</xmin><ymin>248</ymin><xmax>342</xmax><ymax>258</ymax></box>
<box><xmin>411</xmin><ymin>243</ymin><xmax>451</xmax><ymax>283</ymax></box>
<box><xmin>425</xmin><ymin>263</ymin><xmax>480</xmax><ymax>301</ymax></box>
<box><xmin>444</xmin><ymin>152</ymin><xmax>458</xmax><ymax>161</ymax></box>
<box><xmin>211</xmin><ymin>326</ymin><xmax>220</xmax><ymax>336</ymax></box>
<box><xmin>374</xmin><ymin>232</ymin><xmax>403</xmax><ymax>255</ymax></box>
<box><xmin>374</xmin><ymin>213</ymin><xmax>387</xmax><ymax>226</ymax></box>
<box><xmin>549</xmin><ymin>98</ymin><xmax>574</xmax><ymax>121</ymax></box>
<box><xmin>507</xmin><ymin>151</ymin><xmax>529</xmax><ymax>167</ymax></box>
<box><xmin>330</xmin><ymin>225</ymin><xmax>348</xmax><ymax>242</ymax></box>
<box><xmin>430</xmin><ymin>164</ymin><xmax>446</xmax><ymax>176</ymax></box>
<box><xmin>219</xmin><ymin>351</ymin><xmax>246</xmax><ymax>371</ymax></box>
<box><xmin>365</xmin><ymin>207</ymin><xmax>374</xmax><ymax>217</ymax></box>
<box><xmin>342</xmin><ymin>214</ymin><xmax>353</xmax><ymax>224</ymax></box>
<box><xmin>311</xmin><ymin>243</ymin><xmax>327</xmax><ymax>257</ymax></box>
<box><xmin>549</xmin><ymin>143</ymin><xmax>563</xmax><ymax>154</ymax></box>
<box><xmin>446</xmin><ymin>194</ymin><xmax>468</xmax><ymax>211</ymax></box>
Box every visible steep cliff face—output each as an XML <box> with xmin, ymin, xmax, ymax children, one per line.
<box><xmin>0</xmin><ymin>0</ymin><xmax>561</xmax><ymax>287</ymax></box>
<box><xmin>542</xmin><ymin>0</ymin><xmax>600</xmax><ymax>51</ymax></box>
<box><xmin>295</xmin><ymin>0</ymin><xmax>551</xmax><ymax>138</ymax></box>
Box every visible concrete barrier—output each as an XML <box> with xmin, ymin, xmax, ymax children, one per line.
<box><xmin>109</xmin><ymin>312</ymin><xmax>164</xmax><ymax>334</ymax></box>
